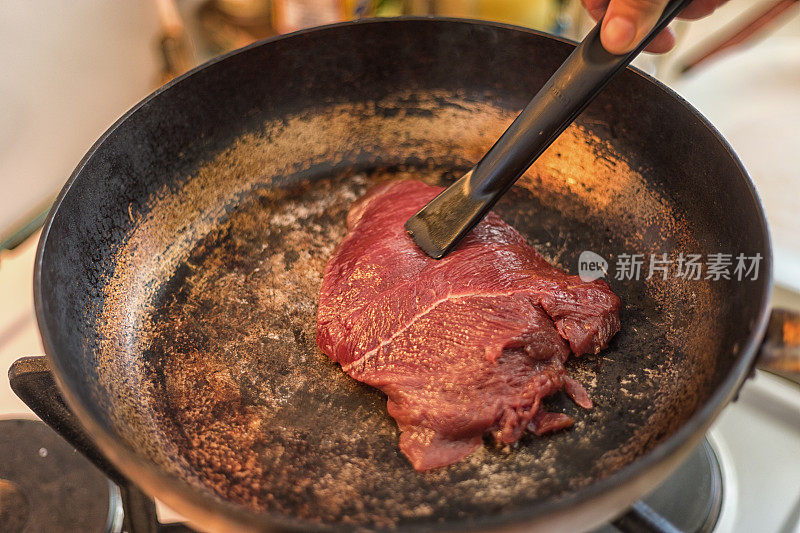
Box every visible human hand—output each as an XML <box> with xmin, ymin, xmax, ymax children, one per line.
<box><xmin>581</xmin><ymin>0</ymin><xmax>728</xmax><ymax>54</ymax></box>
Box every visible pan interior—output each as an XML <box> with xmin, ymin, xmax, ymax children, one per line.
<box><xmin>90</xmin><ymin>91</ymin><xmax>729</xmax><ymax>529</ymax></box>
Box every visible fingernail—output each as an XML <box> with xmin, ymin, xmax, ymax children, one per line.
<box><xmin>603</xmin><ymin>17</ymin><xmax>636</xmax><ymax>52</ymax></box>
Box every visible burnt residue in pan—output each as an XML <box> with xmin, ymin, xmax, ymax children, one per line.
<box><xmin>138</xmin><ymin>169</ymin><xmax>715</xmax><ymax>528</ymax></box>
<box><xmin>95</xmin><ymin>95</ymin><xmax>722</xmax><ymax>529</ymax></box>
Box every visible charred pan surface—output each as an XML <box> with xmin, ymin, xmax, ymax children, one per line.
<box><xmin>133</xmin><ymin>162</ymin><xmax>713</xmax><ymax>528</ymax></box>
<box><xmin>93</xmin><ymin>94</ymin><xmax>721</xmax><ymax>529</ymax></box>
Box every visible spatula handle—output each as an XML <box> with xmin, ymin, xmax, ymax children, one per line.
<box><xmin>468</xmin><ymin>0</ymin><xmax>694</xmax><ymax>200</ymax></box>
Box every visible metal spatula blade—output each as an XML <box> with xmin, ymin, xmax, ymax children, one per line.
<box><xmin>404</xmin><ymin>171</ymin><xmax>485</xmax><ymax>259</ymax></box>
<box><xmin>406</xmin><ymin>0</ymin><xmax>693</xmax><ymax>259</ymax></box>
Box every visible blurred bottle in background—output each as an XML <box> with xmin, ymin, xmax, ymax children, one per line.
<box><xmin>272</xmin><ymin>0</ymin><xmax>347</xmax><ymax>33</ymax></box>
<box><xmin>193</xmin><ymin>0</ymin><xmax>585</xmax><ymax>67</ymax></box>
<box><xmin>437</xmin><ymin>0</ymin><xmax>563</xmax><ymax>33</ymax></box>
<box><xmin>266</xmin><ymin>0</ymin><xmax>570</xmax><ymax>34</ymax></box>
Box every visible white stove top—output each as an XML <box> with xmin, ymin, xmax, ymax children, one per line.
<box><xmin>2</xmin><ymin>235</ymin><xmax>799</xmax><ymax>531</ymax></box>
<box><xmin>709</xmin><ymin>374</ymin><xmax>800</xmax><ymax>533</ymax></box>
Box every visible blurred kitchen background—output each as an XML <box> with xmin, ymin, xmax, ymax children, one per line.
<box><xmin>2</xmin><ymin>0</ymin><xmax>799</xmax><ymax>269</ymax></box>
<box><xmin>0</xmin><ymin>0</ymin><xmax>798</xmax><ymax>529</ymax></box>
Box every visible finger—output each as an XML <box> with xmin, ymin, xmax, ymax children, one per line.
<box><xmin>586</xmin><ymin>2</ymin><xmax>675</xmax><ymax>53</ymax></box>
<box><xmin>601</xmin><ymin>0</ymin><xmax>670</xmax><ymax>55</ymax></box>
<box><xmin>587</xmin><ymin>0</ymin><xmax>728</xmax><ymax>22</ymax></box>
<box><xmin>586</xmin><ymin>6</ymin><xmax>676</xmax><ymax>53</ymax></box>
<box><xmin>643</xmin><ymin>27</ymin><xmax>676</xmax><ymax>53</ymax></box>
<box><xmin>582</xmin><ymin>0</ymin><xmax>610</xmax><ymax>21</ymax></box>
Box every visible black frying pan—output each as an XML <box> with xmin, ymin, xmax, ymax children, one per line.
<box><xmin>19</xmin><ymin>18</ymin><xmax>773</xmax><ymax>532</ymax></box>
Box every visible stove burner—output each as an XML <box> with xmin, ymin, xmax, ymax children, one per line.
<box><xmin>598</xmin><ymin>438</ymin><xmax>723</xmax><ymax>533</ymax></box>
<box><xmin>0</xmin><ymin>419</ymin><xmax>122</xmax><ymax>533</ymax></box>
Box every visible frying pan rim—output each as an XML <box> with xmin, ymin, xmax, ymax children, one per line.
<box><xmin>33</xmin><ymin>16</ymin><xmax>773</xmax><ymax>532</ymax></box>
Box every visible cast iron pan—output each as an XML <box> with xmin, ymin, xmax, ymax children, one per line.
<box><xmin>31</xmin><ymin>18</ymin><xmax>771</xmax><ymax>532</ymax></box>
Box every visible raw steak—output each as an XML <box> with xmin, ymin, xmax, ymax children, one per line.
<box><xmin>317</xmin><ymin>180</ymin><xmax>621</xmax><ymax>470</ymax></box>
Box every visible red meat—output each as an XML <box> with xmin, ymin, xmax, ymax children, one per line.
<box><xmin>317</xmin><ymin>180</ymin><xmax>621</xmax><ymax>470</ymax></box>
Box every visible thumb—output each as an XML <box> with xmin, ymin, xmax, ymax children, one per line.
<box><xmin>600</xmin><ymin>0</ymin><xmax>670</xmax><ymax>54</ymax></box>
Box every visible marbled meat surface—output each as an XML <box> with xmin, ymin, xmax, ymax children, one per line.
<box><xmin>317</xmin><ymin>180</ymin><xmax>621</xmax><ymax>470</ymax></box>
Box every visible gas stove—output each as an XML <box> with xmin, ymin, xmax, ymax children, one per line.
<box><xmin>2</xmin><ymin>236</ymin><xmax>799</xmax><ymax>532</ymax></box>
<box><xmin>0</xmin><ymin>418</ymin><xmax>123</xmax><ymax>532</ymax></box>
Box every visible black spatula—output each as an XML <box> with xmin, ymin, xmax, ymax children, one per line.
<box><xmin>405</xmin><ymin>0</ymin><xmax>693</xmax><ymax>259</ymax></box>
